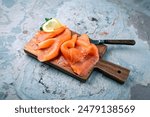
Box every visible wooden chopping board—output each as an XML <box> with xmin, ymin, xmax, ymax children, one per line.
<box><xmin>24</xmin><ymin>32</ymin><xmax>130</xmax><ymax>84</ymax></box>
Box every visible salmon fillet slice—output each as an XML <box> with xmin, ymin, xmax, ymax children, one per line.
<box><xmin>37</xmin><ymin>28</ymin><xmax>72</xmax><ymax>62</ymax></box>
<box><xmin>61</xmin><ymin>34</ymin><xmax>99</xmax><ymax>76</ymax></box>
<box><xmin>34</xmin><ymin>26</ymin><xmax>66</xmax><ymax>44</ymax></box>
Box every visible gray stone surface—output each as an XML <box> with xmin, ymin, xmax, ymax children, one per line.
<box><xmin>0</xmin><ymin>0</ymin><xmax>150</xmax><ymax>99</ymax></box>
<box><xmin>131</xmin><ymin>84</ymin><xmax>150</xmax><ymax>100</ymax></box>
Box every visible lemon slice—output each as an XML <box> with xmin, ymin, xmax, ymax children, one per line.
<box><xmin>42</xmin><ymin>18</ymin><xmax>63</xmax><ymax>32</ymax></box>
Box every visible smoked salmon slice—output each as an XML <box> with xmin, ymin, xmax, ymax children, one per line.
<box><xmin>61</xmin><ymin>34</ymin><xmax>82</xmax><ymax>63</ymax></box>
<box><xmin>71</xmin><ymin>44</ymin><xmax>99</xmax><ymax>76</ymax></box>
<box><xmin>34</xmin><ymin>26</ymin><xmax>66</xmax><ymax>44</ymax></box>
<box><xmin>61</xmin><ymin>34</ymin><xmax>99</xmax><ymax>76</ymax></box>
<box><xmin>37</xmin><ymin>28</ymin><xmax>71</xmax><ymax>62</ymax></box>
<box><xmin>37</xmin><ymin>38</ymin><xmax>55</xmax><ymax>49</ymax></box>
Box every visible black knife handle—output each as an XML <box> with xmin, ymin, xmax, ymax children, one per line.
<box><xmin>104</xmin><ymin>40</ymin><xmax>136</xmax><ymax>45</ymax></box>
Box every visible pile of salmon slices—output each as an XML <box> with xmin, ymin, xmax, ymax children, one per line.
<box><xmin>27</xmin><ymin>24</ymin><xmax>99</xmax><ymax>76</ymax></box>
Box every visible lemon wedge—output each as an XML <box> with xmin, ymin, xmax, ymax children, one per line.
<box><xmin>42</xmin><ymin>18</ymin><xmax>63</xmax><ymax>32</ymax></box>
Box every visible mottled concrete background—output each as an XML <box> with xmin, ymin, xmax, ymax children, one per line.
<box><xmin>0</xmin><ymin>0</ymin><xmax>150</xmax><ymax>100</ymax></box>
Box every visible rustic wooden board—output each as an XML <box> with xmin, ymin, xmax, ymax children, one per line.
<box><xmin>24</xmin><ymin>32</ymin><xmax>130</xmax><ymax>83</ymax></box>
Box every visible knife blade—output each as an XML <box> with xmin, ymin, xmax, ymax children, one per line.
<box><xmin>90</xmin><ymin>39</ymin><xmax>136</xmax><ymax>45</ymax></box>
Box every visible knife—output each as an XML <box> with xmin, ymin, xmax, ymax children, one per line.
<box><xmin>90</xmin><ymin>39</ymin><xmax>136</xmax><ymax>45</ymax></box>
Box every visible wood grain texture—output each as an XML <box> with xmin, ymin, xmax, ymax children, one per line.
<box><xmin>95</xmin><ymin>60</ymin><xmax>130</xmax><ymax>83</ymax></box>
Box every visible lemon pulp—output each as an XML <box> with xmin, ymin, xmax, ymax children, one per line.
<box><xmin>42</xmin><ymin>18</ymin><xmax>63</xmax><ymax>32</ymax></box>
